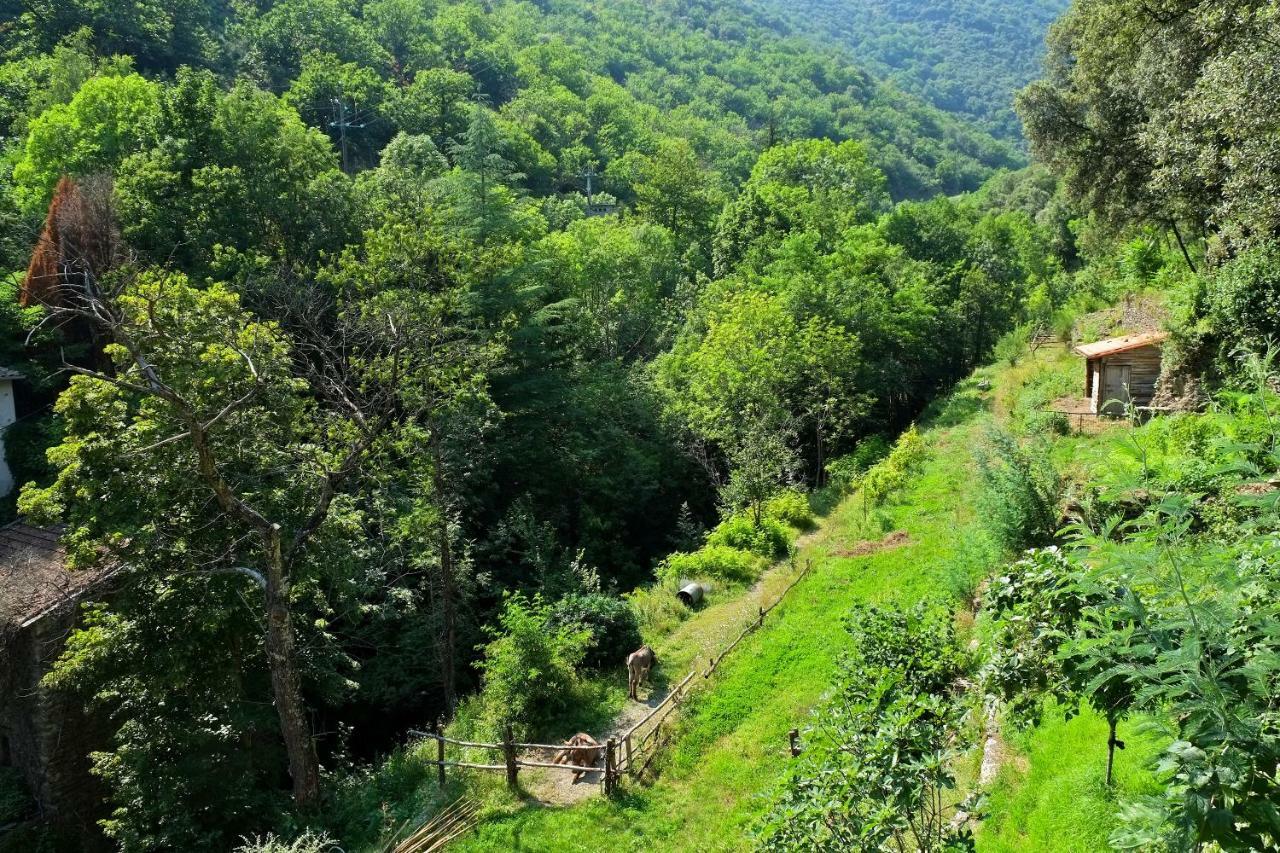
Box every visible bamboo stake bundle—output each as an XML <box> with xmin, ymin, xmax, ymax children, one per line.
<box><xmin>388</xmin><ymin>797</ymin><xmax>479</xmax><ymax>853</ymax></box>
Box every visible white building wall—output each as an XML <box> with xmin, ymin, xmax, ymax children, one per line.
<box><xmin>0</xmin><ymin>378</ymin><xmax>16</xmax><ymax>497</ymax></box>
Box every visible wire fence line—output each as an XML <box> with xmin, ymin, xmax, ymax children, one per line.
<box><xmin>406</xmin><ymin>557</ymin><xmax>815</xmax><ymax>796</ymax></box>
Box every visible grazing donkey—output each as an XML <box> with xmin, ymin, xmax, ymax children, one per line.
<box><xmin>553</xmin><ymin>732</ymin><xmax>602</xmax><ymax>783</ymax></box>
<box><xmin>626</xmin><ymin>644</ymin><xmax>656</xmax><ymax>700</ymax></box>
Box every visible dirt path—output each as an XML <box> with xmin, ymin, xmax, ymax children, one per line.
<box><xmin>520</xmin><ymin>543</ymin><xmax>823</xmax><ymax>806</ymax></box>
<box><xmin>519</xmin><ymin>686</ymin><xmax>671</xmax><ymax>805</ymax></box>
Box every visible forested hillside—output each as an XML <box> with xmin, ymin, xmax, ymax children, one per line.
<box><xmin>1</xmin><ymin>0</ymin><xmax>1278</xmax><ymax>850</ymax></box>
<box><xmin>763</xmin><ymin>0</ymin><xmax>1068</xmax><ymax>141</ymax></box>
<box><xmin>0</xmin><ymin>0</ymin><xmax>1039</xmax><ymax>848</ymax></box>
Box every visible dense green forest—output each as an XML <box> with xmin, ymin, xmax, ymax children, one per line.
<box><xmin>761</xmin><ymin>0</ymin><xmax>1068</xmax><ymax>141</ymax></box>
<box><xmin>0</xmin><ymin>0</ymin><xmax>1277</xmax><ymax>850</ymax></box>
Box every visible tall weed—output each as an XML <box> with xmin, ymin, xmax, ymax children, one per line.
<box><xmin>975</xmin><ymin>426</ymin><xmax>1062</xmax><ymax>551</ymax></box>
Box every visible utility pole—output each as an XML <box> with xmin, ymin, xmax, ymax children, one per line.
<box><xmin>329</xmin><ymin>98</ymin><xmax>366</xmax><ymax>174</ymax></box>
<box><xmin>579</xmin><ymin>163</ymin><xmax>598</xmax><ymax>205</ymax></box>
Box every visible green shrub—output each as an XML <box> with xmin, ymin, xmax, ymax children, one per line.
<box><xmin>764</xmin><ymin>490</ymin><xmax>814</xmax><ymax>529</ymax></box>
<box><xmin>851</xmin><ymin>434</ymin><xmax>892</xmax><ymax>470</ymax></box>
<box><xmin>663</xmin><ymin>545</ymin><xmax>764</xmax><ymax>585</ymax></box>
<box><xmin>825</xmin><ymin>435</ymin><xmax>892</xmax><ymax>494</ymax></box>
<box><xmin>757</xmin><ymin>604</ymin><xmax>966</xmax><ymax>850</ymax></box>
<box><xmin>975</xmin><ymin>427</ymin><xmax>1062</xmax><ymax>551</ymax></box>
<box><xmin>475</xmin><ymin>594</ymin><xmax>590</xmax><ymax>740</ymax></box>
<box><xmin>936</xmin><ymin>533</ymin><xmax>999</xmax><ymax>604</ymax></box>
<box><xmin>234</xmin><ymin>831</ymin><xmax>338</xmax><ymax>853</ymax></box>
<box><xmin>1025</xmin><ymin>409</ymin><xmax>1071</xmax><ymax>436</ymax></box>
<box><xmin>824</xmin><ymin>435</ymin><xmax>885</xmax><ymax>494</ymax></box>
<box><xmin>625</xmin><ymin>583</ymin><xmax>689</xmax><ymax>635</ymax></box>
<box><xmin>860</xmin><ymin>425</ymin><xmax>928</xmax><ymax>509</ymax></box>
<box><xmin>978</xmin><ymin>546</ymin><xmax>1098</xmax><ymax>725</ymax></box>
<box><xmin>994</xmin><ymin>324</ymin><xmax>1029</xmax><ymax>366</ymax></box>
<box><xmin>706</xmin><ymin>513</ymin><xmax>790</xmax><ymax>558</ymax></box>
<box><xmin>1206</xmin><ymin>242</ymin><xmax>1280</xmax><ymax>352</ymax></box>
<box><xmin>824</xmin><ymin>455</ymin><xmax>861</xmax><ymax>495</ymax></box>
<box><xmin>548</xmin><ymin>592</ymin><xmax>642</xmax><ymax>669</ymax></box>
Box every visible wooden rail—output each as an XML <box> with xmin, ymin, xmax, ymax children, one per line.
<box><xmin>624</xmin><ymin>670</ymin><xmax>697</xmax><ymax>741</ymax></box>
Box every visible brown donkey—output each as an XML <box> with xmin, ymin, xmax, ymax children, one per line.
<box><xmin>552</xmin><ymin>732</ymin><xmax>602</xmax><ymax>783</ymax></box>
<box><xmin>626</xmin><ymin>644</ymin><xmax>656</xmax><ymax>700</ymax></box>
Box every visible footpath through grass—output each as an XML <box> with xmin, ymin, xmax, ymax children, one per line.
<box><xmin>448</xmin><ymin>376</ymin><xmax>996</xmax><ymax>851</ymax></box>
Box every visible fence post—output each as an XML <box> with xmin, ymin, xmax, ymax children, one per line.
<box><xmin>503</xmin><ymin>725</ymin><xmax>518</xmax><ymax>790</ymax></box>
<box><xmin>789</xmin><ymin>728</ymin><xmax>801</xmax><ymax>757</ymax></box>
<box><xmin>434</xmin><ymin>718</ymin><xmax>446</xmax><ymax>788</ymax></box>
<box><xmin>605</xmin><ymin>737</ymin><xmax>617</xmax><ymax>795</ymax></box>
<box><xmin>758</xmin><ymin>605</ymin><xmax>764</xmax><ymax>628</ymax></box>
<box><xmin>624</xmin><ymin>734</ymin><xmax>633</xmax><ymax>778</ymax></box>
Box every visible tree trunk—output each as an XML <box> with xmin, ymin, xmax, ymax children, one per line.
<box><xmin>1105</xmin><ymin>715</ymin><xmax>1118</xmax><ymax>786</ymax></box>
<box><xmin>1171</xmin><ymin>222</ymin><xmax>1197</xmax><ymax>274</ymax></box>
<box><xmin>431</xmin><ymin>433</ymin><xmax>459</xmax><ymax>714</ymax></box>
<box><xmin>186</xmin><ymin>419</ymin><xmax>321</xmax><ymax>808</ymax></box>
<box><xmin>814</xmin><ymin>422</ymin><xmax>825</xmax><ymax>489</ymax></box>
<box><xmin>263</xmin><ymin>524</ymin><xmax>321</xmax><ymax>807</ymax></box>
<box><xmin>436</xmin><ymin>516</ymin><xmax>459</xmax><ymax>714</ymax></box>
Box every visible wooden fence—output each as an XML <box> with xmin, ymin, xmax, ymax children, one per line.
<box><xmin>405</xmin><ymin>724</ymin><xmax>620</xmax><ymax>792</ymax></box>
<box><xmin>409</xmin><ymin>558</ymin><xmax>814</xmax><ymax>796</ymax></box>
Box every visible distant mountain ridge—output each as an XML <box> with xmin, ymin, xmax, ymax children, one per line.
<box><xmin>760</xmin><ymin>0</ymin><xmax>1070</xmax><ymax>141</ymax></box>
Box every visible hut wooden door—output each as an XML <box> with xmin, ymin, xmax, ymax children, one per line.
<box><xmin>1101</xmin><ymin>363</ymin><xmax>1131</xmax><ymax>415</ymax></box>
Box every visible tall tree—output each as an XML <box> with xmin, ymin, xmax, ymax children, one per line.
<box><xmin>21</xmin><ymin>227</ymin><xmax>427</xmax><ymax>810</ymax></box>
<box><xmin>1017</xmin><ymin>0</ymin><xmax>1280</xmax><ymax>257</ymax></box>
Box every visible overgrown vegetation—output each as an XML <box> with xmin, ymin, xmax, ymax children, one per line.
<box><xmin>975</xmin><ymin>427</ymin><xmax>1062</xmax><ymax>551</ymax></box>
<box><xmin>467</xmin><ymin>594</ymin><xmax>591</xmax><ymax>740</ymax></box>
<box><xmin>2</xmin><ymin>0</ymin><xmax>1279</xmax><ymax>849</ymax></box>
<box><xmin>757</xmin><ymin>604</ymin><xmax>970</xmax><ymax>851</ymax></box>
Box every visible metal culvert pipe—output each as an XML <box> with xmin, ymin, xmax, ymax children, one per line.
<box><xmin>677</xmin><ymin>582</ymin><xmax>704</xmax><ymax>607</ymax></box>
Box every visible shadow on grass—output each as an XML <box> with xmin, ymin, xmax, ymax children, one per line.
<box><xmin>807</xmin><ymin>485</ymin><xmax>843</xmax><ymax>517</ymax></box>
<box><xmin>923</xmin><ymin>383</ymin><xmax>992</xmax><ymax>428</ymax></box>
<box><xmin>539</xmin><ymin>675</ymin><xmax>628</xmax><ymax>741</ymax></box>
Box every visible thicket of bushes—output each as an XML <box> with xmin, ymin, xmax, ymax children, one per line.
<box><xmin>661</xmin><ymin>546</ymin><xmax>765</xmax><ymax>586</ymax></box>
<box><xmin>549</xmin><ymin>592</ymin><xmax>643</xmax><ymax>670</ymax></box>
<box><xmin>758</xmin><ymin>604</ymin><xmax>971</xmax><ymax>850</ymax></box>
<box><xmin>824</xmin><ymin>435</ymin><xmax>891</xmax><ymax>495</ymax></box>
<box><xmin>468</xmin><ymin>595</ymin><xmax>592</xmax><ymax>740</ymax></box>
<box><xmin>704</xmin><ymin>514</ymin><xmax>791</xmax><ymax>560</ymax></box>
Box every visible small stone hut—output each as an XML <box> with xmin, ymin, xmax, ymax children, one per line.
<box><xmin>1075</xmin><ymin>331</ymin><xmax>1169</xmax><ymax>415</ymax></box>
<box><xmin>0</xmin><ymin>521</ymin><xmax>113</xmax><ymax>839</ymax></box>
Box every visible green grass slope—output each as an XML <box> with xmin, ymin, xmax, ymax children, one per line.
<box><xmin>980</xmin><ymin>704</ymin><xmax>1164</xmax><ymax>852</ymax></box>
<box><xmin>448</xmin><ymin>375</ymin><xmax>998</xmax><ymax>850</ymax></box>
<box><xmin>358</xmin><ymin>349</ymin><xmax>1164</xmax><ymax>851</ymax></box>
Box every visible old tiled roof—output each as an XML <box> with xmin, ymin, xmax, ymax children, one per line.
<box><xmin>0</xmin><ymin>522</ymin><xmax>111</xmax><ymax>630</ymax></box>
<box><xmin>1074</xmin><ymin>331</ymin><xmax>1169</xmax><ymax>360</ymax></box>
<box><xmin>0</xmin><ymin>366</ymin><xmax>21</xmax><ymax>380</ymax></box>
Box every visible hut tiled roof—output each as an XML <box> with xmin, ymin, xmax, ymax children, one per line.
<box><xmin>0</xmin><ymin>366</ymin><xmax>21</xmax><ymax>381</ymax></box>
<box><xmin>1074</xmin><ymin>331</ymin><xmax>1169</xmax><ymax>360</ymax></box>
<box><xmin>0</xmin><ymin>522</ymin><xmax>111</xmax><ymax>630</ymax></box>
